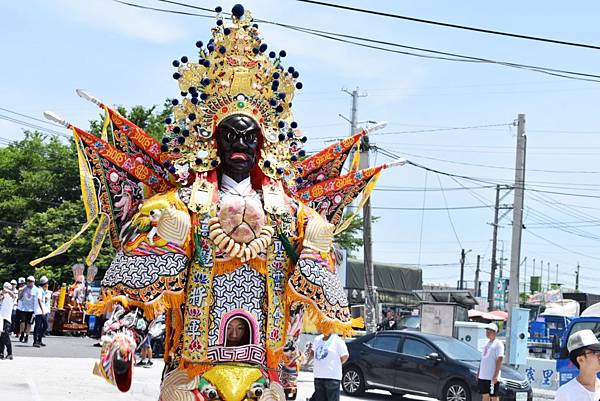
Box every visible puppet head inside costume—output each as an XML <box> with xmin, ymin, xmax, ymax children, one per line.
<box><xmin>36</xmin><ymin>4</ymin><xmax>404</xmax><ymax>401</ymax></box>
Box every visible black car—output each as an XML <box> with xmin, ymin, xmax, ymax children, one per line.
<box><xmin>342</xmin><ymin>330</ymin><xmax>533</xmax><ymax>401</ymax></box>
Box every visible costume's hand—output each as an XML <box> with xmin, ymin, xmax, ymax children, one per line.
<box><xmin>303</xmin><ymin>216</ymin><xmax>335</xmax><ymax>253</ymax></box>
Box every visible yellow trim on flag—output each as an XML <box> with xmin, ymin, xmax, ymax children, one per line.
<box><xmin>29</xmin><ymin>217</ymin><xmax>97</xmax><ymax>266</ymax></box>
<box><xmin>74</xmin><ymin>129</ymin><xmax>99</xmax><ymax>221</ymax></box>
<box><xmin>333</xmin><ymin>173</ymin><xmax>380</xmax><ymax>235</ymax></box>
<box><xmin>86</xmin><ymin>213</ymin><xmax>109</xmax><ymax>266</ymax></box>
<box><xmin>101</xmin><ymin>106</ymin><xmax>110</xmax><ymax>141</ymax></box>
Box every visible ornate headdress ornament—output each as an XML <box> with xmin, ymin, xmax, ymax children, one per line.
<box><xmin>162</xmin><ymin>4</ymin><xmax>307</xmax><ymax>181</ymax></box>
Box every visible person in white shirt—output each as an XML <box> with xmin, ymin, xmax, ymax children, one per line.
<box><xmin>33</xmin><ymin>276</ymin><xmax>49</xmax><ymax>348</ymax></box>
<box><xmin>309</xmin><ymin>330</ymin><xmax>349</xmax><ymax>401</ymax></box>
<box><xmin>9</xmin><ymin>279</ymin><xmax>17</xmax><ymax>332</ymax></box>
<box><xmin>555</xmin><ymin>329</ymin><xmax>600</xmax><ymax>401</ymax></box>
<box><xmin>0</xmin><ymin>282</ymin><xmax>16</xmax><ymax>359</ymax></box>
<box><xmin>18</xmin><ymin>276</ymin><xmax>37</xmax><ymax>344</ymax></box>
<box><xmin>477</xmin><ymin>322</ymin><xmax>504</xmax><ymax>401</ymax></box>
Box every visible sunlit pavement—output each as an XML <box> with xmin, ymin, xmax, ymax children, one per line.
<box><xmin>0</xmin><ymin>356</ymin><xmax>396</xmax><ymax>401</ymax></box>
<box><xmin>0</xmin><ymin>336</ymin><xmax>552</xmax><ymax>401</ymax></box>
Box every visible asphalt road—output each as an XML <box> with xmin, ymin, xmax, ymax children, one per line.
<box><xmin>1</xmin><ymin>335</ymin><xmax>399</xmax><ymax>401</ymax></box>
<box><xmin>8</xmin><ymin>334</ymin><xmax>101</xmax><ymax>358</ymax></box>
<box><xmin>1</xmin><ymin>336</ymin><xmax>552</xmax><ymax>401</ymax></box>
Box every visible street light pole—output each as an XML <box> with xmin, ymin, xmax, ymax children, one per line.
<box><xmin>342</xmin><ymin>88</ymin><xmax>378</xmax><ymax>333</ymax></box>
<box><xmin>459</xmin><ymin>249</ymin><xmax>472</xmax><ymax>290</ymax></box>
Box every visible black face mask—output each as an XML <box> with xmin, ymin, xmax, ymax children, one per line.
<box><xmin>216</xmin><ymin>115</ymin><xmax>260</xmax><ymax>182</ymax></box>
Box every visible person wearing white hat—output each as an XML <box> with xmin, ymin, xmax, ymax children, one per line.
<box><xmin>0</xmin><ymin>282</ymin><xmax>16</xmax><ymax>359</ymax></box>
<box><xmin>476</xmin><ymin>322</ymin><xmax>504</xmax><ymax>401</ymax></box>
<box><xmin>33</xmin><ymin>276</ymin><xmax>49</xmax><ymax>348</ymax></box>
<box><xmin>18</xmin><ymin>276</ymin><xmax>37</xmax><ymax>343</ymax></box>
<box><xmin>555</xmin><ymin>329</ymin><xmax>600</xmax><ymax>401</ymax></box>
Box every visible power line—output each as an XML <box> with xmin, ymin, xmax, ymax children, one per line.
<box><xmin>526</xmin><ymin>220</ymin><xmax>600</xmax><ymax>228</ymax></box>
<box><xmin>0</xmin><ymin>107</ymin><xmax>65</xmax><ymax>129</ymax></box>
<box><xmin>448</xmin><ymin>176</ymin><xmax>496</xmax><ymax>212</ymax></box>
<box><xmin>372</xmin><ymin>123</ymin><xmax>513</xmax><ymax>136</ymax></box>
<box><xmin>528</xmin><ymin>191</ymin><xmax>600</xmax><ymax>221</ymax></box>
<box><xmin>437</xmin><ymin>174</ymin><xmax>463</xmax><ymax>248</ymax></box>
<box><xmin>112</xmin><ymin>0</ymin><xmax>600</xmax><ymax>83</ymax></box>
<box><xmin>528</xmin><ymin>188</ymin><xmax>600</xmax><ymax>199</ymax></box>
<box><xmin>113</xmin><ymin>0</ymin><xmax>213</xmax><ymax>17</ymax></box>
<box><xmin>377</xmin><ymin>147</ymin><xmax>498</xmax><ymax>185</ymax></box>
<box><xmin>527</xmin><ymin>199</ymin><xmax>600</xmax><ymax>212</ymax></box>
<box><xmin>314</xmin><ymin>122</ymin><xmax>513</xmax><ymax>140</ymax></box>
<box><xmin>379</xmin><ymin>141</ymin><xmax>600</xmax><ymax>150</ymax></box>
<box><xmin>525</xmin><ymin>230</ymin><xmax>600</xmax><ymax>261</ymax></box>
<box><xmin>278</xmin><ymin>23</ymin><xmax>600</xmax><ymax>83</ymax></box>
<box><xmin>380</xmin><ymin>147</ymin><xmax>600</xmax><ymax>198</ymax></box>
<box><xmin>374</xmin><ymin>184</ymin><xmax>496</xmax><ymax>192</ymax></box>
<box><xmin>525</xmin><ymin>209</ymin><xmax>600</xmax><ymax>241</ymax></box>
<box><xmin>384</xmin><ymin>149</ymin><xmax>600</xmax><ymax>174</ymax></box>
<box><xmin>0</xmin><ymin>114</ymin><xmax>70</xmax><ymax>139</ymax></box>
<box><xmin>373</xmin><ymin>205</ymin><xmax>493</xmax><ymax>211</ymax></box>
<box><xmin>298</xmin><ymin>0</ymin><xmax>600</xmax><ymax>51</ymax></box>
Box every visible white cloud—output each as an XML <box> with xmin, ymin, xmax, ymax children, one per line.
<box><xmin>54</xmin><ymin>0</ymin><xmax>186</xmax><ymax>43</ymax></box>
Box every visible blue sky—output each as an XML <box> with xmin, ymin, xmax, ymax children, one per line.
<box><xmin>2</xmin><ymin>0</ymin><xmax>600</xmax><ymax>295</ymax></box>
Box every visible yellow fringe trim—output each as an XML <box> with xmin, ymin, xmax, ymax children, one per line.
<box><xmin>349</xmin><ymin>316</ymin><xmax>365</xmax><ymax>329</ymax></box>
<box><xmin>87</xmin><ymin>291</ymin><xmax>185</xmax><ymax>321</ymax></box>
<box><xmin>164</xmin><ymin>310</ymin><xmax>173</xmax><ymax>362</ymax></box>
<box><xmin>285</xmin><ymin>284</ymin><xmax>355</xmax><ymax>338</ymax></box>
<box><xmin>213</xmin><ymin>257</ymin><xmax>267</xmax><ymax>276</ymax></box>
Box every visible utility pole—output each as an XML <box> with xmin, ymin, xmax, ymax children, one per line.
<box><xmin>343</xmin><ymin>88</ymin><xmax>377</xmax><ymax>333</ymax></box>
<box><xmin>547</xmin><ymin>262</ymin><xmax>551</xmax><ymax>290</ymax></box>
<box><xmin>499</xmin><ymin>241</ymin><xmax>505</xmax><ymax>279</ymax></box>
<box><xmin>532</xmin><ymin>258</ymin><xmax>536</xmax><ymax>277</ymax></box>
<box><xmin>488</xmin><ymin>184</ymin><xmax>501</xmax><ymax>310</ymax></box>
<box><xmin>474</xmin><ymin>254</ymin><xmax>481</xmax><ymax>297</ymax></box>
<box><xmin>506</xmin><ymin>113</ymin><xmax>526</xmax><ymax>366</ymax></box>
<box><xmin>522</xmin><ymin>257</ymin><xmax>528</xmax><ymax>293</ymax></box>
<box><xmin>459</xmin><ymin>249</ymin><xmax>466</xmax><ymax>289</ymax></box>
<box><xmin>555</xmin><ymin>264</ymin><xmax>559</xmax><ymax>285</ymax></box>
<box><xmin>576</xmin><ymin>263</ymin><xmax>580</xmax><ymax>291</ymax></box>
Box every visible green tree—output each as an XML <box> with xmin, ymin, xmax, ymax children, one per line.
<box><xmin>13</xmin><ymin>200</ymin><xmax>115</xmax><ymax>284</ymax></box>
<box><xmin>89</xmin><ymin>99</ymin><xmax>173</xmax><ymax>141</ymax></box>
<box><xmin>0</xmin><ymin>101</ymin><xmax>172</xmax><ymax>284</ymax></box>
<box><xmin>334</xmin><ymin>215</ymin><xmax>363</xmax><ymax>256</ymax></box>
<box><xmin>333</xmin><ymin>214</ymin><xmax>378</xmax><ymax>257</ymax></box>
<box><xmin>0</xmin><ymin>132</ymin><xmax>79</xmax><ymax>222</ymax></box>
<box><xmin>0</xmin><ymin>132</ymin><xmax>81</xmax><ymax>282</ymax></box>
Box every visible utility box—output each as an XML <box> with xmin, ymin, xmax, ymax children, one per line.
<box><xmin>455</xmin><ymin>321</ymin><xmax>489</xmax><ymax>352</ymax></box>
<box><xmin>509</xmin><ymin>307</ymin><xmax>530</xmax><ymax>365</ymax></box>
<box><xmin>420</xmin><ymin>302</ymin><xmax>468</xmax><ymax>337</ymax></box>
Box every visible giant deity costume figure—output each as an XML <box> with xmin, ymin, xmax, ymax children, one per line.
<box><xmin>37</xmin><ymin>5</ymin><xmax>403</xmax><ymax>401</ymax></box>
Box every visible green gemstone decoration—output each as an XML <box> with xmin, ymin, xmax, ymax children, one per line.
<box><xmin>237</xmin><ymin>101</ymin><xmax>245</xmax><ymax>108</ymax></box>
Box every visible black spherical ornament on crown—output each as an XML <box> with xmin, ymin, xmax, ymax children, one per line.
<box><xmin>231</xmin><ymin>4</ymin><xmax>245</xmax><ymax>18</ymax></box>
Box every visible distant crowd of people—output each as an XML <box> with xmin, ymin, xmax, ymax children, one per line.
<box><xmin>0</xmin><ymin>275</ymin><xmax>53</xmax><ymax>360</ymax></box>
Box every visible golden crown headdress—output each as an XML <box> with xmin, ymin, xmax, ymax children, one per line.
<box><xmin>162</xmin><ymin>4</ymin><xmax>307</xmax><ymax>181</ymax></box>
